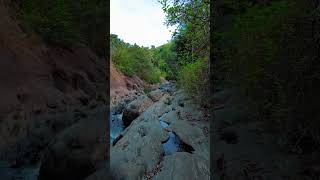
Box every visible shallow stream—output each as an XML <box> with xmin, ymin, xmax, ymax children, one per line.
<box><xmin>159</xmin><ymin>113</ymin><xmax>194</xmax><ymax>155</ymax></box>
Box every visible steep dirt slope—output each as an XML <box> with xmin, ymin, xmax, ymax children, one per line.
<box><xmin>110</xmin><ymin>61</ymin><xmax>145</xmax><ymax>108</ymax></box>
<box><xmin>0</xmin><ymin>2</ymin><xmax>107</xmax><ymax>151</ymax></box>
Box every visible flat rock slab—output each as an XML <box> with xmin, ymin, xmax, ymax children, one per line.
<box><xmin>153</xmin><ymin>152</ymin><xmax>210</xmax><ymax>180</ymax></box>
<box><xmin>170</xmin><ymin>120</ymin><xmax>209</xmax><ymax>159</ymax></box>
<box><xmin>111</xmin><ymin>87</ymin><xmax>210</xmax><ymax>180</ymax></box>
<box><xmin>163</xmin><ymin>90</ymin><xmax>210</xmax><ymax>159</ymax></box>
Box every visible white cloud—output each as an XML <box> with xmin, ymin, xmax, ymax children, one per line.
<box><xmin>110</xmin><ymin>0</ymin><xmax>175</xmax><ymax>47</ymax></box>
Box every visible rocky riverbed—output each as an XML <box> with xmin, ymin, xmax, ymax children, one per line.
<box><xmin>109</xmin><ymin>81</ymin><xmax>210</xmax><ymax>180</ymax></box>
<box><xmin>0</xmin><ymin>81</ymin><xmax>210</xmax><ymax>180</ymax></box>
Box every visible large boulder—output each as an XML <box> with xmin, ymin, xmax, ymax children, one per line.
<box><xmin>122</xmin><ymin>95</ymin><xmax>153</xmax><ymax>127</ymax></box>
<box><xmin>38</xmin><ymin>106</ymin><xmax>107</xmax><ymax>180</ymax></box>
<box><xmin>110</xmin><ymin>96</ymin><xmax>171</xmax><ymax>180</ymax></box>
<box><xmin>170</xmin><ymin>114</ymin><xmax>210</xmax><ymax>159</ymax></box>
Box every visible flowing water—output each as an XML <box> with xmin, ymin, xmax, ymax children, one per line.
<box><xmin>110</xmin><ymin>113</ymin><xmax>124</xmax><ymax>145</ymax></box>
<box><xmin>159</xmin><ymin>113</ymin><xmax>194</xmax><ymax>155</ymax></box>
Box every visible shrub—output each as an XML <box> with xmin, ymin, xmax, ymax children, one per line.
<box><xmin>111</xmin><ymin>35</ymin><xmax>162</xmax><ymax>84</ymax></box>
<box><xmin>178</xmin><ymin>58</ymin><xmax>209</xmax><ymax>104</ymax></box>
<box><xmin>143</xmin><ymin>67</ymin><xmax>161</xmax><ymax>84</ymax></box>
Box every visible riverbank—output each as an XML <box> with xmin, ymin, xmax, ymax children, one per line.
<box><xmin>0</xmin><ymin>79</ymin><xmax>210</xmax><ymax>180</ymax></box>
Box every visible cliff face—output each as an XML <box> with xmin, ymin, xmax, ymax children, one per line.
<box><xmin>0</xmin><ymin>2</ymin><xmax>107</xmax><ymax>151</ymax></box>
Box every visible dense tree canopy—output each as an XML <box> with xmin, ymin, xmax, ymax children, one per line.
<box><xmin>111</xmin><ymin>34</ymin><xmax>162</xmax><ymax>84</ymax></box>
<box><xmin>159</xmin><ymin>0</ymin><xmax>210</xmax><ymax>104</ymax></box>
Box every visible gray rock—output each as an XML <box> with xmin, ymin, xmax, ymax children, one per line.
<box><xmin>122</xmin><ymin>95</ymin><xmax>153</xmax><ymax>127</ymax></box>
<box><xmin>170</xmin><ymin>117</ymin><xmax>209</xmax><ymax>159</ymax></box>
<box><xmin>110</xmin><ymin>96</ymin><xmax>171</xmax><ymax>180</ymax></box>
<box><xmin>154</xmin><ymin>152</ymin><xmax>210</xmax><ymax>180</ymax></box>
<box><xmin>147</xmin><ymin>89</ymin><xmax>164</xmax><ymax>102</ymax></box>
<box><xmin>161</xmin><ymin>111</ymin><xmax>178</xmax><ymax>124</ymax></box>
<box><xmin>159</xmin><ymin>82</ymin><xmax>175</xmax><ymax>93</ymax></box>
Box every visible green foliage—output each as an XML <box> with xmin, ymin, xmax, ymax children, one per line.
<box><xmin>112</xmin><ymin>46</ymin><xmax>135</xmax><ymax>76</ymax></box>
<box><xmin>178</xmin><ymin>58</ymin><xmax>209</xmax><ymax>104</ymax></box>
<box><xmin>12</xmin><ymin>0</ymin><xmax>106</xmax><ymax>56</ymax></box>
<box><xmin>143</xmin><ymin>67</ymin><xmax>162</xmax><ymax>84</ymax></box>
<box><xmin>17</xmin><ymin>0</ymin><xmax>77</xmax><ymax>45</ymax></box>
<box><xmin>111</xmin><ymin>34</ymin><xmax>161</xmax><ymax>84</ymax></box>
<box><xmin>153</xmin><ymin>42</ymin><xmax>177</xmax><ymax>79</ymax></box>
<box><xmin>159</xmin><ymin>0</ymin><xmax>210</xmax><ymax>103</ymax></box>
<box><xmin>161</xmin><ymin>0</ymin><xmax>210</xmax><ymax>68</ymax></box>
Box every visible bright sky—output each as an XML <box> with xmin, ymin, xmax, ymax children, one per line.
<box><xmin>110</xmin><ymin>0</ymin><xmax>175</xmax><ymax>47</ymax></box>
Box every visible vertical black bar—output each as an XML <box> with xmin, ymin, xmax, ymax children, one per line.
<box><xmin>210</xmin><ymin>0</ymin><xmax>214</xmax><ymax>179</ymax></box>
<box><xmin>106</xmin><ymin>0</ymin><xmax>111</xmax><ymax>175</ymax></box>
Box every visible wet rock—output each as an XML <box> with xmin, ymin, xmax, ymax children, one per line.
<box><xmin>112</xmin><ymin>135</ymin><xmax>123</xmax><ymax>146</ymax></box>
<box><xmin>122</xmin><ymin>95</ymin><xmax>153</xmax><ymax>127</ymax></box>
